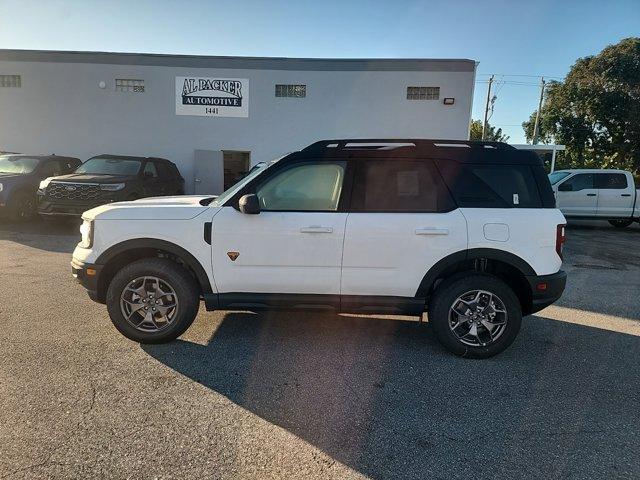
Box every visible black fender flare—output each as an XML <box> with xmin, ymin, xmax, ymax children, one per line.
<box><xmin>95</xmin><ymin>238</ymin><xmax>213</xmax><ymax>294</ymax></box>
<box><xmin>415</xmin><ymin>248</ymin><xmax>536</xmax><ymax>297</ymax></box>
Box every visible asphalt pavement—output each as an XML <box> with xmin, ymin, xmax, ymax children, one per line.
<box><xmin>0</xmin><ymin>219</ymin><xmax>638</xmax><ymax>479</ymax></box>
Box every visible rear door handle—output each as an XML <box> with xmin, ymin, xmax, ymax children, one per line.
<box><xmin>586</xmin><ymin>193</ymin><xmax>596</xmax><ymax>197</ymax></box>
<box><xmin>621</xmin><ymin>193</ymin><xmax>631</xmax><ymax>197</ymax></box>
<box><xmin>415</xmin><ymin>227</ymin><xmax>449</xmax><ymax>236</ymax></box>
<box><xmin>300</xmin><ymin>226</ymin><xmax>333</xmax><ymax>233</ymax></box>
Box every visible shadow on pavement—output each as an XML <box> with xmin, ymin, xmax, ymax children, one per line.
<box><xmin>0</xmin><ymin>219</ymin><xmax>80</xmax><ymax>253</ymax></box>
<box><xmin>143</xmin><ymin>311</ymin><xmax>639</xmax><ymax>479</ymax></box>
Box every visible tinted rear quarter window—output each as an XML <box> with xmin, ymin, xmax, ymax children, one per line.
<box><xmin>352</xmin><ymin>159</ymin><xmax>455</xmax><ymax>212</ymax></box>
<box><xmin>437</xmin><ymin>160</ymin><xmax>542</xmax><ymax>208</ymax></box>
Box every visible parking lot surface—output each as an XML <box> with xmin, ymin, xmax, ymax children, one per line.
<box><xmin>0</xmin><ymin>220</ymin><xmax>639</xmax><ymax>479</ymax></box>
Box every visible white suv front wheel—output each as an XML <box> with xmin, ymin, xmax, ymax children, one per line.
<box><xmin>106</xmin><ymin>258</ymin><xmax>200</xmax><ymax>344</ymax></box>
<box><xmin>428</xmin><ymin>274</ymin><xmax>522</xmax><ymax>358</ymax></box>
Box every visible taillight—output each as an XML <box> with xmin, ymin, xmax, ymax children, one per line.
<box><xmin>556</xmin><ymin>224</ymin><xmax>566</xmax><ymax>260</ymax></box>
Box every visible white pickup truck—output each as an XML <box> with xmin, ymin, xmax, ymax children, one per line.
<box><xmin>549</xmin><ymin>169</ymin><xmax>640</xmax><ymax>228</ymax></box>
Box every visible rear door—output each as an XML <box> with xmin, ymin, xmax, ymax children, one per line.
<box><xmin>594</xmin><ymin>172</ymin><xmax>634</xmax><ymax>217</ymax></box>
<box><xmin>555</xmin><ymin>173</ymin><xmax>597</xmax><ymax>216</ymax></box>
<box><xmin>341</xmin><ymin>158</ymin><xmax>467</xmax><ymax>304</ymax></box>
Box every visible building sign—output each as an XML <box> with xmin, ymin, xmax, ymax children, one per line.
<box><xmin>175</xmin><ymin>76</ymin><xmax>249</xmax><ymax>117</ymax></box>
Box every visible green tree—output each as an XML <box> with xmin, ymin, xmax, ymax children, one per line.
<box><xmin>523</xmin><ymin>37</ymin><xmax>640</xmax><ymax>173</ymax></box>
<box><xmin>469</xmin><ymin>119</ymin><xmax>510</xmax><ymax>142</ymax></box>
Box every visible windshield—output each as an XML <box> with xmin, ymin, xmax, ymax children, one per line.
<box><xmin>0</xmin><ymin>155</ymin><xmax>40</xmax><ymax>174</ymax></box>
<box><xmin>548</xmin><ymin>171</ymin><xmax>570</xmax><ymax>185</ymax></box>
<box><xmin>75</xmin><ymin>157</ymin><xmax>142</xmax><ymax>175</ymax></box>
<box><xmin>211</xmin><ymin>160</ymin><xmax>275</xmax><ymax>206</ymax></box>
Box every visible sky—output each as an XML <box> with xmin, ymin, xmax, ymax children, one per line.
<box><xmin>0</xmin><ymin>0</ymin><xmax>638</xmax><ymax>143</ymax></box>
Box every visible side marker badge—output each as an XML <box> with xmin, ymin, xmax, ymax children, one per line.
<box><xmin>227</xmin><ymin>251</ymin><xmax>240</xmax><ymax>261</ymax></box>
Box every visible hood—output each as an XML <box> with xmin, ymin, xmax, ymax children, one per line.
<box><xmin>50</xmin><ymin>173</ymin><xmax>137</xmax><ymax>183</ymax></box>
<box><xmin>0</xmin><ymin>173</ymin><xmax>27</xmax><ymax>180</ymax></box>
<box><xmin>83</xmin><ymin>195</ymin><xmax>217</xmax><ymax>221</ymax></box>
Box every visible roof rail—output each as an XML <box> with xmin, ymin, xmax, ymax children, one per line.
<box><xmin>301</xmin><ymin>139</ymin><xmax>515</xmax><ymax>153</ymax></box>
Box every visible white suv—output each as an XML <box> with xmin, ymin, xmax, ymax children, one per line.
<box><xmin>71</xmin><ymin>140</ymin><xmax>567</xmax><ymax>358</ymax></box>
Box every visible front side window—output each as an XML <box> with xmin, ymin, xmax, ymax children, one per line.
<box><xmin>559</xmin><ymin>173</ymin><xmax>594</xmax><ymax>192</ymax></box>
<box><xmin>594</xmin><ymin>173</ymin><xmax>627</xmax><ymax>189</ymax></box>
<box><xmin>75</xmin><ymin>157</ymin><xmax>142</xmax><ymax>175</ymax></box>
<box><xmin>256</xmin><ymin>162</ymin><xmax>345</xmax><ymax>211</ymax></box>
<box><xmin>0</xmin><ymin>156</ymin><xmax>40</xmax><ymax>174</ymax></box>
<box><xmin>39</xmin><ymin>160</ymin><xmax>62</xmax><ymax>177</ymax></box>
<box><xmin>353</xmin><ymin>160</ymin><xmax>454</xmax><ymax>212</ymax></box>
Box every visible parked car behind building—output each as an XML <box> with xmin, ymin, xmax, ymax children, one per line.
<box><xmin>0</xmin><ymin>154</ymin><xmax>81</xmax><ymax>221</ymax></box>
<box><xmin>38</xmin><ymin>154</ymin><xmax>185</xmax><ymax>219</ymax></box>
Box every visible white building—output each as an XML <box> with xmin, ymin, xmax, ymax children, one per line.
<box><xmin>0</xmin><ymin>50</ymin><xmax>476</xmax><ymax>193</ymax></box>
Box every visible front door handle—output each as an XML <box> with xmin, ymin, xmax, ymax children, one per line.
<box><xmin>415</xmin><ymin>227</ymin><xmax>449</xmax><ymax>236</ymax></box>
<box><xmin>621</xmin><ymin>193</ymin><xmax>631</xmax><ymax>197</ymax></box>
<box><xmin>300</xmin><ymin>226</ymin><xmax>333</xmax><ymax>233</ymax></box>
<box><xmin>586</xmin><ymin>193</ymin><xmax>596</xmax><ymax>197</ymax></box>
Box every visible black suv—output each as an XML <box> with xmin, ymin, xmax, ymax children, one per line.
<box><xmin>38</xmin><ymin>154</ymin><xmax>185</xmax><ymax>219</ymax></box>
<box><xmin>0</xmin><ymin>154</ymin><xmax>81</xmax><ymax>221</ymax></box>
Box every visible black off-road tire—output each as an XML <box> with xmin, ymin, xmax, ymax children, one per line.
<box><xmin>608</xmin><ymin>219</ymin><xmax>633</xmax><ymax>229</ymax></box>
<box><xmin>428</xmin><ymin>274</ymin><xmax>522</xmax><ymax>359</ymax></box>
<box><xmin>106</xmin><ymin>258</ymin><xmax>200</xmax><ymax>344</ymax></box>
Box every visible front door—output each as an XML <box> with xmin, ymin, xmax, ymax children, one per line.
<box><xmin>211</xmin><ymin>160</ymin><xmax>350</xmax><ymax>297</ymax></box>
<box><xmin>555</xmin><ymin>173</ymin><xmax>597</xmax><ymax>216</ymax></box>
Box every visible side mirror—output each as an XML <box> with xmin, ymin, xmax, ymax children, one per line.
<box><xmin>558</xmin><ymin>182</ymin><xmax>572</xmax><ymax>192</ymax></box>
<box><xmin>239</xmin><ymin>194</ymin><xmax>260</xmax><ymax>214</ymax></box>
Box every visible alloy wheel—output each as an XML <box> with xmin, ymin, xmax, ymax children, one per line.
<box><xmin>448</xmin><ymin>290</ymin><xmax>508</xmax><ymax>347</ymax></box>
<box><xmin>120</xmin><ymin>276</ymin><xmax>179</xmax><ymax>332</ymax></box>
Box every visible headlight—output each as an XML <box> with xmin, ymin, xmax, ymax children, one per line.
<box><xmin>38</xmin><ymin>177</ymin><xmax>53</xmax><ymax>191</ymax></box>
<box><xmin>79</xmin><ymin>219</ymin><xmax>94</xmax><ymax>249</ymax></box>
<box><xmin>100</xmin><ymin>183</ymin><xmax>125</xmax><ymax>191</ymax></box>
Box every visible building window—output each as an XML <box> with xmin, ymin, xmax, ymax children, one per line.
<box><xmin>275</xmin><ymin>84</ymin><xmax>306</xmax><ymax>98</ymax></box>
<box><xmin>407</xmin><ymin>86</ymin><xmax>439</xmax><ymax>100</ymax></box>
<box><xmin>0</xmin><ymin>75</ymin><xmax>21</xmax><ymax>87</ymax></box>
<box><xmin>115</xmin><ymin>78</ymin><xmax>145</xmax><ymax>93</ymax></box>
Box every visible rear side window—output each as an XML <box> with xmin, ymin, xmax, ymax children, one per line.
<box><xmin>437</xmin><ymin>160</ymin><xmax>542</xmax><ymax>208</ymax></box>
<box><xmin>352</xmin><ymin>160</ymin><xmax>455</xmax><ymax>212</ymax></box>
<box><xmin>594</xmin><ymin>173</ymin><xmax>627</xmax><ymax>189</ymax></box>
<box><xmin>156</xmin><ymin>163</ymin><xmax>174</xmax><ymax>179</ymax></box>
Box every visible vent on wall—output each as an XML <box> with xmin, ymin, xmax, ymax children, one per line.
<box><xmin>275</xmin><ymin>84</ymin><xmax>306</xmax><ymax>98</ymax></box>
<box><xmin>0</xmin><ymin>75</ymin><xmax>21</xmax><ymax>87</ymax></box>
<box><xmin>407</xmin><ymin>86</ymin><xmax>439</xmax><ymax>100</ymax></box>
<box><xmin>115</xmin><ymin>78</ymin><xmax>145</xmax><ymax>93</ymax></box>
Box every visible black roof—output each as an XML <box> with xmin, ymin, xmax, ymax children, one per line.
<box><xmin>298</xmin><ymin>139</ymin><xmax>543</xmax><ymax>165</ymax></box>
<box><xmin>92</xmin><ymin>154</ymin><xmax>173</xmax><ymax>163</ymax></box>
<box><xmin>0</xmin><ymin>153</ymin><xmax>80</xmax><ymax>161</ymax></box>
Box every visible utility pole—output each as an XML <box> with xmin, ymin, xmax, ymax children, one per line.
<box><xmin>532</xmin><ymin>77</ymin><xmax>546</xmax><ymax>145</ymax></box>
<box><xmin>482</xmin><ymin>75</ymin><xmax>495</xmax><ymax>140</ymax></box>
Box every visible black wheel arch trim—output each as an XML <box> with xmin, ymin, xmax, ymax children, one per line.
<box><xmin>416</xmin><ymin>248</ymin><xmax>536</xmax><ymax>297</ymax></box>
<box><xmin>95</xmin><ymin>238</ymin><xmax>213</xmax><ymax>294</ymax></box>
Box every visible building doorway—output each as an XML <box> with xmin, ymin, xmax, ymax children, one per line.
<box><xmin>223</xmin><ymin>151</ymin><xmax>251</xmax><ymax>190</ymax></box>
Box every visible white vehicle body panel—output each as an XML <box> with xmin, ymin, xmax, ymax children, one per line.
<box><xmin>461</xmin><ymin>208</ymin><xmax>565</xmax><ymax>276</ymax></box>
<box><xmin>210</xmin><ymin>207</ymin><xmax>347</xmax><ymax>294</ymax></box>
<box><xmin>341</xmin><ymin>210</ymin><xmax>467</xmax><ymax>297</ymax></box>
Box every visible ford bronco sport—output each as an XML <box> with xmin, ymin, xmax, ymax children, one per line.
<box><xmin>71</xmin><ymin>140</ymin><xmax>567</xmax><ymax>358</ymax></box>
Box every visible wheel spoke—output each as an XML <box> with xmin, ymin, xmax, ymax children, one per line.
<box><xmin>448</xmin><ymin>289</ymin><xmax>509</xmax><ymax>347</ymax></box>
<box><xmin>120</xmin><ymin>275</ymin><xmax>179</xmax><ymax>333</ymax></box>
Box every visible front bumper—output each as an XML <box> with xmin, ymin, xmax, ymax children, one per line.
<box><xmin>526</xmin><ymin>270</ymin><xmax>567</xmax><ymax>314</ymax></box>
<box><xmin>38</xmin><ymin>197</ymin><xmax>109</xmax><ymax>217</ymax></box>
<box><xmin>71</xmin><ymin>257</ymin><xmax>103</xmax><ymax>303</ymax></box>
